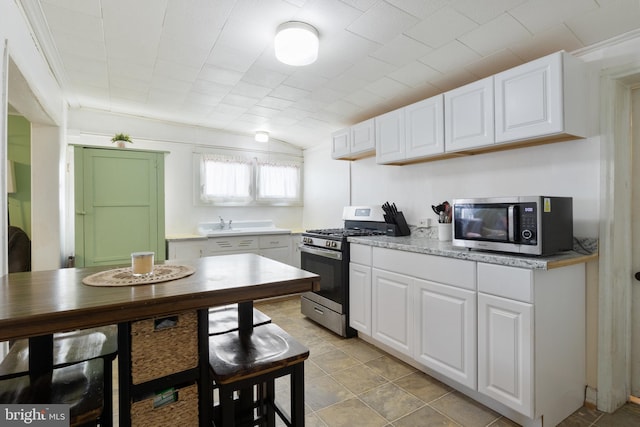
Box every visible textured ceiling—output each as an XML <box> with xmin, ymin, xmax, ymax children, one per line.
<box><xmin>20</xmin><ymin>0</ymin><xmax>640</xmax><ymax>149</ymax></box>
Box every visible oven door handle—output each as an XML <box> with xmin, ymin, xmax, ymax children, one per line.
<box><xmin>300</xmin><ymin>245</ymin><xmax>343</xmax><ymax>261</ymax></box>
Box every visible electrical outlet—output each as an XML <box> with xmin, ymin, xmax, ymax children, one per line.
<box><xmin>418</xmin><ymin>218</ymin><xmax>431</xmax><ymax>227</ymax></box>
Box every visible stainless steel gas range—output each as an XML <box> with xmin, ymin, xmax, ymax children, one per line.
<box><xmin>300</xmin><ymin>206</ymin><xmax>387</xmax><ymax>337</ymax></box>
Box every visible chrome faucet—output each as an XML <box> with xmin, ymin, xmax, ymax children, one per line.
<box><xmin>218</xmin><ymin>217</ymin><xmax>233</xmax><ymax>230</ymax></box>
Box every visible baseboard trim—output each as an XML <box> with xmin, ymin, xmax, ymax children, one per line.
<box><xmin>585</xmin><ymin>386</ymin><xmax>598</xmax><ymax>409</ymax></box>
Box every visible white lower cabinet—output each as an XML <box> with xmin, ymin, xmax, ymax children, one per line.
<box><xmin>166</xmin><ymin>239</ymin><xmax>206</xmax><ymax>260</ymax></box>
<box><xmin>350</xmin><ymin>246</ymin><xmax>586</xmax><ymax>427</ymax></box>
<box><xmin>167</xmin><ymin>234</ymin><xmax>293</xmax><ymax>265</ymax></box>
<box><xmin>414</xmin><ymin>279</ymin><xmax>476</xmax><ymax>389</ymax></box>
<box><xmin>478</xmin><ymin>292</ymin><xmax>533</xmax><ymax>417</ymax></box>
<box><xmin>258</xmin><ymin>235</ymin><xmax>291</xmax><ymax>265</ymax></box>
<box><xmin>204</xmin><ymin>236</ymin><xmax>260</xmax><ymax>256</ymax></box>
<box><xmin>349</xmin><ymin>262</ymin><xmax>372</xmax><ymax>335</ymax></box>
<box><xmin>372</xmin><ymin>268</ymin><xmax>413</xmax><ymax>356</ymax></box>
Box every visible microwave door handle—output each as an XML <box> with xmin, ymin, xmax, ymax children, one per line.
<box><xmin>508</xmin><ymin>206</ymin><xmax>516</xmax><ymax>242</ymax></box>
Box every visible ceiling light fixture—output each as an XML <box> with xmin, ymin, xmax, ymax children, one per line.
<box><xmin>255</xmin><ymin>131</ymin><xmax>269</xmax><ymax>143</ymax></box>
<box><xmin>274</xmin><ymin>21</ymin><xmax>319</xmax><ymax>66</ymax></box>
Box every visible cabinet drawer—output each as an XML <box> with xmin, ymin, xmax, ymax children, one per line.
<box><xmin>350</xmin><ymin>244</ymin><xmax>372</xmax><ymax>265</ymax></box>
<box><xmin>478</xmin><ymin>263</ymin><xmax>533</xmax><ymax>303</ymax></box>
<box><xmin>259</xmin><ymin>235</ymin><xmax>290</xmax><ymax>249</ymax></box>
<box><xmin>373</xmin><ymin>248</ymin><xmax>475</xmax><ymax>290</ymax></box>
<box><xmin>207</xmin><ymin>236</ymin><xmax>259</xmax><ymax>253</ymax></box>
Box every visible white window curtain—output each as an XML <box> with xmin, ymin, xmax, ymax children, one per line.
<box><xmin>257</xmin><ymin>160</ymin><xmax>302</xmax><ymax>202</ymax></box>
<box><xmin>196</xmin><ymin>152</ymin><xmax>303</xmax><ymax>206</ymax></box>
<box><xmin>201</xmin><ymin>154</ymin><xmax>252</xmax><ymax>202</ymax></box>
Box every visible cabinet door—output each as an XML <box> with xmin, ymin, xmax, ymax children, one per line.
<box><xmin>444</xmin><ymin>77</ymin><xmax>494</xmax><ymax>152</ymax></box>
<box><xmin>290</xmin><ymin>235</ymin><xmax>301</xmax><ymax>268</ymax></box>
<box><xmin>260</xmin><ymin>246</ymin><xmax>291</xmax><ymax>265</ymax></box>
<box><xmin>414</xmin><ymin>279</ymin><xmax>476</xmax><ymax>389</ymax></box>
<box><xmin>167</xmin><ymin>241</ymin><xmax>204</xmax><ymax>260</ymax></box>
<box><xmin>478</xmin><ymin>292</ymin><xmax>533</xmax><ymax>417</ymax></box>
<box><xmin>375</xmin><ymin>109</ymin><xmax>405</xmax><ymax>164</ymax></box>
<box><xmin>495</xmin><ymin>52</ymin><xmax>563</xmax><ymax>143</ymax></box>
<box><xmin>75</xmin><ymin>148</ymin><xmax>165</xmax><ymax>267</ymax></box>
<box><xmin>372</xmin><ymin>269</ymin><xmax>413</xmax><ymax>356</ymax></box>
<box><xmin>259</xmin><ymin>235</ymin><xmax>291</xmax><ymax>265</ymax></box>
<box><xmin>331</xmin><ymin>128</ymin><xmax>350</xmax><ymax>159</ymax></box>
<box><xmin>349</xmin><ymin>263</ymin><xmax>372</xmax><ymax>335</ymax></box>
<box><xmin>405</xmin><ymin>95</ymin><xmax>444</xmax><ymax>159</ymax></box>
<box><xmin>350</xmin><ymin>119</ymin><xmax>375</xmax><ymax>157</ymax></box>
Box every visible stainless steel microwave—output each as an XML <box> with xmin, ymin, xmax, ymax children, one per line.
<box><xmin>452</xmin><ymin>196</ymin><xmax>573</xmax><ymax>256</ymax></box>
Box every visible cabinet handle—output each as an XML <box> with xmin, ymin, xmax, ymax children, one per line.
<box><xmin>76</xmin><ymin>211</ymin><xmax>86</xmax><ymax>215</ymax></box>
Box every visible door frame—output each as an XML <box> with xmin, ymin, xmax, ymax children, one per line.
<box><xmin>597</xmin><ymin>61</ymin><xmax>640</xmax><ymax>412</ymax></box>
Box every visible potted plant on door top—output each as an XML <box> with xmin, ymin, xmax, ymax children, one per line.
<box><xmin>111</xmin><ymin>133</ymin><xmax>132</xmax><ymax>148</ymax></box>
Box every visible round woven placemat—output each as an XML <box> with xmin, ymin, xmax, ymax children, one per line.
<box><xmin>82</xmin><ymin>264</ymin><xmax>196</xmax><ymax>287</ymax></box>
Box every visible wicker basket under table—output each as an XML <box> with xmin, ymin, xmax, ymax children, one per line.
<box><xmin>131</xmin><ymin>382</ymin><xmax>199</xmax><ymax>427</ymax></box>
<box><xmin>130</xmin><ymin>310</ymin><xmax>199</xmax><ymax>384</ymax></box>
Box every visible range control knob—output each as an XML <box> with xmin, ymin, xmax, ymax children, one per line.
<box><xmin>331</xmin><ymin>241</ymin><xmax>338</xmax><ymax>248</ymax></box>
<box><xmin>521</xmin><ymin>229</ymin><xmax>533</xmax><ymax>240</ymax></box>
<box><xmin>325</xmin><ymin>241</ymin><xmax>331</xmax><ymax>247</ymax></box>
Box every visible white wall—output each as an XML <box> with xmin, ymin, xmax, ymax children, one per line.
<box><xmin>1</xmin><ymin>1</ymin><xmax>66</xmax><ymax>272</ymax></box>
<box><xmin>302</xmin><ymin>144</ymin><xmax>350</xmax><ymax>230</ymax></box>
<box><xmin>66</xmin><ymin>109</ymin><xmax>305</xmax><ymax>242</ymax></box>
<box><xmin>303</xmin><ymin>136</ymin><xmax>601</xmax><ymax>237</ymax></box>
<box><xmin>352</xmin><ymin>137</ymin><xmax>601</xmax><ymax>237</ymax></box>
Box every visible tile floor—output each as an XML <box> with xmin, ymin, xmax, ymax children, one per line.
<box><xmin>254</xmin><ymin>296</ymin><xmax>640</xmax><ymax>427</ymax></box>
<box><xmin>111</xmin><ymin>296</ymin><xmax>640</xmax><ymax>426</ymax></box>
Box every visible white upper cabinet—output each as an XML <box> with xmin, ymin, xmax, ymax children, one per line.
<box><xmin>376</xmin><ymin>94</ymin><xmax>444</xmax><ymax>164</ymax></box>
<box><xmin>331</xmin><ymin>127</ymin><xmax>351</xmax><ymax>159</ymax></box>
<box><xmin>339</xmin><ymin>51</ymin><xmax>586</xmax><ymax>164</ymax></box>
<box><xmin>375</xmin><ymin>108</ymin><xmax>405</xmax><ymax>164</ymax></box>
<box><xmin>444</xmin><ymin>77</ymin><xmax>495</xmax><ymax>152</ymax></box>
<box><xmin>332</xmin><ymin>118</ymin><xmax>375</xmax><ymax>160</ymax></box>
<box><xmin>351</xmin><ymin>119</ymin><xmax>376</xmax><ymax>156</ymax></box>
<box><xmin>494</xmin><ymin>51</ymin><xmax>586</xmax><ymax>144</ymax></box>
<box><xmin>405</xmin><ymin>95</ymin><xmax>445</xmax><ymax>159</ymax></box>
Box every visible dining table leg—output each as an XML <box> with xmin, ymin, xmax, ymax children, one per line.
<box><xmin>28</xmin><ymin>334</ymin><xmax>54</xmax><ymax>401</ymax></box>
<box><xmin>236</xmin><ymin>301</ymin><xmax>255</xmax><ymax>423</ymax></box>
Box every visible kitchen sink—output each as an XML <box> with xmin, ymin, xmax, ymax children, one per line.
<box><xmin>197</xmin><ymin>220</ymin><xmax>290</xmax><ymax>237</ymax></box>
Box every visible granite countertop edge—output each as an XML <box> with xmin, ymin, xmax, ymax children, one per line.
<box><xmin>347</xmin><ymin>233</ymin><xmax>598</xmax><ymax>270</ymax></box>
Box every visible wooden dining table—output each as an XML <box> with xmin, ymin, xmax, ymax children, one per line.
<box><xmin>0</xmin><ymin>254</ymin><xmax>320</xmax><ymax>426</ymax></box>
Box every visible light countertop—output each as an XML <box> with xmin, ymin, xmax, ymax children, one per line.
<box><xmin>348</xmin><ymin>232</ymin><xmax>598</xmax><ymax>270</ymax></box>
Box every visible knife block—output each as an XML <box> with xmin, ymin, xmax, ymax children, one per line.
<box><xmin>385</xmin><ymin>212</ymin><xmax>411</xmax><ymax>236</ymax></box>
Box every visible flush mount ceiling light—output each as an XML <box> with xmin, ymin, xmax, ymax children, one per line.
<box><xmin>274</xmin><ymin>21</ymin><xmax>319</xmax><ymax>66</ymax></box>
<box><xmin>255</xmin><ymin>131</ymin><xmax>269</xmax><ymax>142</ymax></box>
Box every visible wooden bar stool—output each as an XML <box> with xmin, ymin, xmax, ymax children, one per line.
<box><xmin>209</xmin><ymin>304</ymin><xmax>271</xmax><ymax>336</ymax></box>
<box><xmin>209</xmin><ymin>323</ymin><xmax>308</xmax><ymax>427</ymax></box>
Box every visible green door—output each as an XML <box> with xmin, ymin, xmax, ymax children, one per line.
<box><xmin>75</xmin><ymin>147</ymin><xmax>165</xmax><ymax>267</ymax></box>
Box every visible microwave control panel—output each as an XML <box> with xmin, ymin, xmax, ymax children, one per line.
<box><xmin>519</xmin><ymin>203</ymin><xmax>537</xmax><ymax>242</ymax></box>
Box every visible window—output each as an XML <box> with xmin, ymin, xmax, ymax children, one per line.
<box><xmin>257</xmin><ymin>161</ymin><xmax>302</xmax><ymax>202</ymax></box>
<box><xmin>197</xmin><ymin>152</ymin><xmax>302</xmax><ymax>206</ymax></box>
<box><xmin>200</xmin><ymin>154</ymin><xmax>252</xmax><ymax>203</ymax></box>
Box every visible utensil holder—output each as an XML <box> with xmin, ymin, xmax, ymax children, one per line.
<box><xmin>438</xmin><ymin>223</ymin><xmax>452</xmax><ymax>241</ymax></box>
